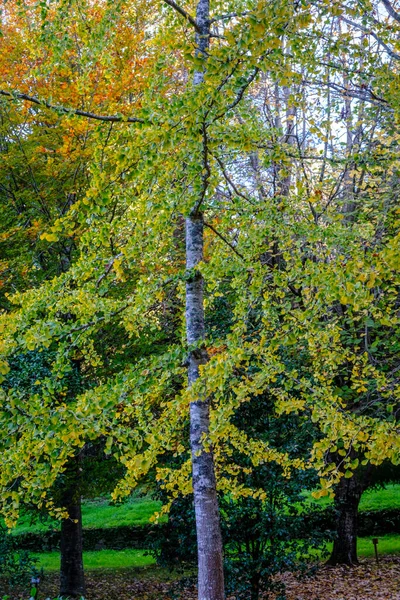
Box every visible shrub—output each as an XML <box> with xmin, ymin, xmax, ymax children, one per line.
<box><xmin>221</xmin><ymin>495</ymin><xmax>327</xmax><ymax>600</ymax></box>
<box><xmin>0</xmin><ymin>525</ymin><xmax>37</xmax><ymax>586</ymax></box>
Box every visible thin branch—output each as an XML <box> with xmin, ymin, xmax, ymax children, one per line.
<box><xmin>212</xmin><ymin>67</ymin><xmax>260</xmax><ymax>122</ymax></box>
<box><xmin>318</xmin><ymin>168</ymin><xmax>348</xmax><ymax>218</ymax></box>
<box><xmin>0</xmin><ymin>90</ymin><xmax>146</xmax><ymax>124</ymax></box>
<box><xmin>210</xmin><ymin>10</ymin><xmax>250</xmax><ymax>23</ymax></box>
<box><xmin>287</xmin><ymin>283</ymin><xmax>303</xmax><ymax>299</ymax></box>
<box><xmin>63</xmin><ymin>277</ymin><xmax>175</xmax><ymax>337</ymax></box>
<box><xmin>163</xmin><ymin>0</ymin><xmax>200</xmax><ymax>31</ymax></box>
<box><xmin>14</xmin><ymin>129</ymin><xmax>51</xmax><ymax>219</ymax></box>
<box><xmin>381</xmin><ymin>0</ymin><xmax>400</xmax><ymax>23</ymax></box>
<box><xmin>340</xmin><ymin>16</ymin><xmax>400</xmax><ymax>61</ymax></box>
<box><xmin>213</xmin><ymin>154</ymin><xmax>254</xmax><ymax>205</ymax></box>
<box><xmin>66</xmin><ymin>303</ymin><xmax>130</xmax><ymax>335</ymax></box>
<box><xmin>303</xmin><ymin>78</ymin><xmax>390</xmax><ymax>107</ymax></box>
<box><xmin>204</xmin><ymin>221</ymin><xmax>244</xmax><ymax>260</ymax></box>
<box><xmin>96</xmin><ymin>253</ymin><xmax>123</xmax><ymax>288</ymax></box>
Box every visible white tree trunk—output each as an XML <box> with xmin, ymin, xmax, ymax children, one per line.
<box><xmin>186</xmin><ymin>1</ymin><xmax>225</xmax><ymax>597</ymax></box>
<box><xmin>186</xmin><ymin>215</ymin><xmax>225</xmax><ymax>600</ymax></box>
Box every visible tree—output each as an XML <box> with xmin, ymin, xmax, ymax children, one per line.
<box><xmin>1</xmin><ymin>2</ymin><xmax>400</xmax><ymax>598</ymax></box>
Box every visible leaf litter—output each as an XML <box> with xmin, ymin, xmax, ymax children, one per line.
<box><xmin>1</xmin><ymin>556</ymin><xmax>399</xmax><ymax>599</ymax></box>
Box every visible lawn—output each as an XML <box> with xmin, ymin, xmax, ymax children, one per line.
<box><xmin>12</xmin><ymin>483</ymin><xmax>400</xmax><ymax>538</ymax></box>
<box><xmin>12</xmin><ymin>495</ymin><xmax>164</xmax><ymax>536</ymax></box>
<box><xmin>357</xmin><ymin>534</ymin><xmax>400</xmax><ymax>557</ymax></box>
<box><xmin>325</xmin><ymin>534</ymin><xmax>400</xmax><ymax>559</ymax></box>
<box><xmin>33</xmin><ymin>549</ymin><xmax>156</xmax><ymax>571</ymax></box>
<box><xmin>32</xmin><ymin>534</ymin><xmax>400</xmax><ymax>572</ymax></box>
<box><xmin>302</xmin><ymin>483</ymin><xmax>400</xmax><ymax>512</ymax></box>
<box><xmin>359</xmin><ymin>484</ymin><xmax>400</xmax><ymax>511</ymax></box>
<box><xmin>81</xmin><ymin>498</ymin><xmax>164</xmax><ymax>529</ymax></box>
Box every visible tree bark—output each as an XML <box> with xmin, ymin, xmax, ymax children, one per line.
<box><xmin>327</xmin><ymin>473</ymin><xmax>363</xmax><ymax>566</ymax></box>
<box><xmin>250</xmin><ymin>572</ymin><xmax>261</xmax><ymax>600</ymax></box>
<box><xmin>186</xmin><ymin>214</ymin><xmax>225</xmax><ymax>600</ymax></box>
<box><xmin>60</xmin><ymin>463</ymin><xmax>85</xmax><ymax>598</ymax></box>
<box><xmin>185</xmin><ymin>0</ymin><xmax>225</xmax><ymax>598</ymax></box>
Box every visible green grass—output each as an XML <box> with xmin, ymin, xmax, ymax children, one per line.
<box><xmin>9</xmin><ymin>484</ymin><xmax>400</xmax><ymax>539</ymax></box>
<box><xmin>358</xmin><ymin>534</ymin><xmax>400</xmax><ymax>557</ymax></box>
<box><xmin>302</xmin><ymin>483</ymin><xmax>400</xmax><ymax>512</ymax></box>
<box><xmin>359</xmin><ymin>484</ymin><xmax>400</xmax><ymax>511</ymax></box>
<box><xmin>32</xmin><ymin>534</ymin><xmax>400</xmax><ymax>572</ymax></box>
<box><xmin>324</xmin><ymin>534</ymin><xmax>400</xmax><ymax>558</ymax></box>
<box><xmin>81</xmin><ymin>498</ymin><xmax>163</xmax><ymax>529</ymax></box>
<box><xmin>12</xmin><ymin>496</ymin><xmax>163</xmax><ymax>536</ymax></box>
<box><xmin>33</xmin><ymin>549</ymin><xmax>156</xmax><ymax>571</ymax></box>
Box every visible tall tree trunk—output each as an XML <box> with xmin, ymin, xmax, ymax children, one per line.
<box><xmin>187</xmin><ymin>214</ymin><xmax>225</xmax><ymax>600</ymax></box>
<box><xmin>250</xmin><ymin>572</ymin><xmax>261</xmax><ymax>600</ymax></box>
<box><xmin>327</xmin><ymin>473</ymin><xmax>362</xmax><ymax>566</ymax></box>
<box><xmin>186</xmin><ymin>0</ymin><xmax>225</xmax><ymax>599</ymax></box>
<box><xmin>60</xmin><ymin>461</ymin><xmax>85</xmax><ymax>598</ymax></box>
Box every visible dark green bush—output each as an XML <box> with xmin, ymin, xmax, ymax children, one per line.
<box><xmin>221</xmin><ymin>494</ymin><xmax>327</xmax><ymax>600</ymax></box>
<box><xmin>0</xmin><ymin>525</ymin><xmax>38</xmax><ymax>586</ymax></box>
<box><xmin>148</xmin><ymin>488</ymin><xmax>329</xmax><ymax>600</ymax></box>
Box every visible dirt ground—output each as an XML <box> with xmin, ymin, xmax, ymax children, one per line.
<box><xmin>2</xmin><ymin>556</ymin><xmax>400</xmax><ymax>600</ymax></box>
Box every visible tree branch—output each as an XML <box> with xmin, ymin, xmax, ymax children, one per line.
<box><xmin>96</xmin><ymin>253</ymin><xmax>123</xmax><ymax>288</ymax></box>
<box><xmin>204</xmin><ymin>221</ymin><xmax>244</xmax><ymax>260</ymax></box>
<box><xmin>0</xmin><ymin>90</ymin><xmax>146</xmax><ymax>124</ymax></box>
<box><xmin>302</xmin><ymin>78</ymin><xmax>390</xmax><ymax>107</ymax></box>
<box><xmin>381</xmin><ymin>0</ymin><xmax>400</xmax><ymax>23</ymax></box>
<box><xmin>210</xmin><ymin>11</ymin><xmax>250</xmax><ymax>23</ymax></box>
<box><xmin>212</xmin><ymin>67</ymin><xmax>260</xmax><ymax>122</ymax></box>
<box><xmin>163</xmin><ymin>0</ymin><xmax>200</xmax><ymax>31</ymax></box>
<box><xmin>213</xmin><ymin>155</ymin><xmax>254</xmax><ymax>204</ymax></box>
<box><xmin>340</xmin><ymin>16</ymin><xmax>400</xmax><ymax>61</ymax></box>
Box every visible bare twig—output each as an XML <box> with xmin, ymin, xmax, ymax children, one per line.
<box><xmin>210</xmin><ymin>10</ymin><xmax>250</xmax><ymax>23</ymax></box>
<box><xmin>213</xmin><ymin>155</ymin><xmax>254</xmax><ymax>204</ymax></box>
<box><xmin>212</xmin><ymin>67</ymin><xmax>260</xmax><ymax>122</ymax></box>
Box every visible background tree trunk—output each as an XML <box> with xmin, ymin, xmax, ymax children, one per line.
<box><xmin>328</xmin><ymin>473</ymin><xmax>363</xmax><ymax>566</ymax></box>
<box><xmin>60</xmin><ymin>461</ymin><xmax>85</xmax><ymax>598</ymax></box>
<box><xmin>250</xmin><ymin>572</ymin><xmax>261</xmax><ymax>600</ymax></box>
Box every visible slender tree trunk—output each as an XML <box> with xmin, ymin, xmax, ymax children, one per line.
<box><xmin>60</xmin><ymin>462</ymin><xmax>85</xmax><ymax>598</ymax></box>
<box><xmin>327</xmin><ymin>473</ymin><xmax>362</xmax><ymax>566</ymax></box>
<box><xmin>186</xmin><ymin>0</ymin><xmax>225</xmax><ymax>599</ymax></box>
<box><xmin>250</xmin><ymin>572</ymin><xmax>261</xmax><ymax>600</ymax></box>
<box><xmin>187</xmin><ymin>214</ymin><xmax>225</xmax><ymax>600</ymax></box>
